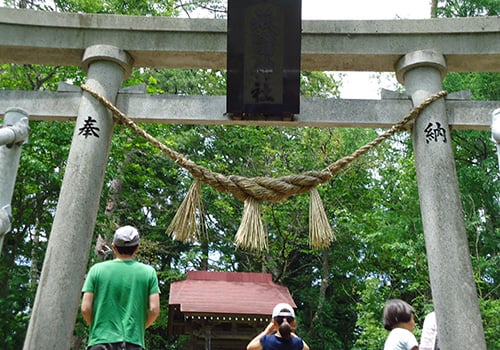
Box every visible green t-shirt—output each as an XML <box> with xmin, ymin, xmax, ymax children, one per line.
<box><xmin>82</xmin><ymin>259</ymin><xmax>160</xmax><ymax>348</ymax></box>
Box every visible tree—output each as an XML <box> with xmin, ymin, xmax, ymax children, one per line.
<box><xmin>1</xmin><ymin>0</ymin><xmax>498</xmax><ymax>349</ymax></box>
<box><xmin>434</xmin><ymin>0</ymin><xmax>499</xmax><ymax>17</ymax></box>
<box><xmin>351</xmin><ymin>1</ymin><xmax>500</xmax><ymax>348</ymax></box>
<box><xmin>436</xmin><ymin>3</ymin><xmax>500</xmax><ymax>349</ymax></box>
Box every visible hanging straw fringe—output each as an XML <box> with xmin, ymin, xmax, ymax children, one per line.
<box><xmin>235</xmin><ymin>197</ymin><xmax>267</xmax><ymax>252</ymax></box>
<box><xmin>309</xmin><ymin>188</ymin><xmax>335</xmax><ymax>249</ymax></box>
<box><xmin>81</xmin><ymin>84</ymin><xmax>447</xmax><ymax>251</ymax></box>
<box><xmin>166</xmin><ymin>180</ymin><xmax>204</xmax><ymax>242</ymax></box>
<box><xmin>81</xmin><ymin>84</ymin><xmax>447</xmax><ymax>203</ymax></box>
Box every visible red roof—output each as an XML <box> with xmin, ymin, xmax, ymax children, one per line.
<box><xmin>169</xmin><ymin>271</ymin><xmax>296</xmax><ymax>316</ymax></box>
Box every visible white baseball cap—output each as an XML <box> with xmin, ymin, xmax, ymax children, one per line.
<box><xmin>272</xmin><ymin>303</ymin><xmax>295</xmax><ymax>318</ymax></box>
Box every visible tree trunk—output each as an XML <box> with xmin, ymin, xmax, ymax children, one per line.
<box><xmin>29</xmin><ymin>219</ymin><xmax>40</xmax><ymax>294</ymax></box>
<box><xmin>104</xmin><ymin>178</ymin><xmax>123</xmax><ymax>219</ymax></box>
<box><xmin>309</xmin><ymin>249</ymin><xmax>329</xmax><ymax>333</ymax></box>
<box><xmin>431</xmin><ymin>0</ymin><xmax>438</xmax><ymax>18</ymax></box>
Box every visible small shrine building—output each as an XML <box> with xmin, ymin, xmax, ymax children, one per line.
<box><xmin>168</xmin><ymin>271</ymin><xmax>297</xmax><ymax>349</ymax></box>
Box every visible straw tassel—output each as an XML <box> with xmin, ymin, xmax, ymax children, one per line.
<box><xmin>166</xmin><ymin>179</ymin><xmax>204</xmax><ymax>242</ymax></box>
<box><xmin>82</xmin><ymin>83</ymin><xmax>446</xmax><ymax>251</ymax></box>
<box><xmin>235</xmin><ymin>197</ymin><xmax>267</xmax><ymax>252</ymax></box>
<box><xmin>309</xmin><ymin>187</ymin><xmax>335</xmax><ymax>249</ymax></box>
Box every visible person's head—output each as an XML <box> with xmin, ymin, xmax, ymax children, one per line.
<box><xmin>383</xmin><ymin>299</ymin><xmax>415</xmax><ymax>331</ymax></box>
<box><xmin>272</xmin><ymin>303</ymin><xmax>296</xmax><ymax>340</ymax></box>
<box><xmin>112</xmin><ymin>225</ymin><xmax>140</xmax><ymax>256</ymax></box>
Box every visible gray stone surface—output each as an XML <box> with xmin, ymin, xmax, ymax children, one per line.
<box><xmin>1</xmin><ymin>90</ymin><xmax>498</xmax><ymax>129</ymax></box>
<box><xmin>398</xmin><ymin>50</ymin><xmax>486</xmax><ymax>350</ymax></box>
<box><xmin>0</xmin><ymin>108</ymin><xmax>28</xmax><ymax>251</ymax></box>
<box><xmin>0</xmin><ymin>8</ymin><xmax>498</xmax><ymax>72</ymax></box>
<box><xmin>0</xmin><ymin>7</ymin><xmax>497</xmax><ymax>350</ymax></box>
<box><xmin>23</xmin><ymin>46</ymin><xmax>132</xmax><ymax>350</ymax></box>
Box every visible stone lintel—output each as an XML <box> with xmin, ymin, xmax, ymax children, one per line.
<box><xmin>0</xmin><ymin>90</ymin><xmax>497</xmax><ymax>130</ymax></box>
<box><xmin>0</xmin><ymin>8</ymin><xmax>499</xmax><ymax>72</ymax></box>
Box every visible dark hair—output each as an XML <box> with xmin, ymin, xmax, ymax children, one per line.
<box><xmin>383</xmin><ymin>299</ymin><xmax>414</xmax><ymax>330</ymax></box>
<box><xmin>115</xmin><ymin>244</ymin><xmax>138</xmax><ymax>255</ymax></box>
<box><xmin>274</xmin><ymin>312</ymin><xmax>295</xmax><ymax>340</ymax></box>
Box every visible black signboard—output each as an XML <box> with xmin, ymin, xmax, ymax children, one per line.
<box><xmin>227</xmin><ymin>0</ymin><xmax>301</xmax><ymax>120</ymax></box>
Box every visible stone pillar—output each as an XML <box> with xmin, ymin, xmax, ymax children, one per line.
<box><xmin>0</xmin><ymin>107</ymin><xmax>29</xmax><ymax>252</ymax></box>
<box><xmin>23</xmin><ymin>45</ymin><xmax>133</xmax><ymax>350</ymax></box>
<box><xmin>396</xmin><ymin>50</ymin><xmax>486</xmax><ymax>350</ymax></box>
<box><xmin>492</xmin><ymin>108</ymin><xmax>500</xmax><ymax>172</ymax></box>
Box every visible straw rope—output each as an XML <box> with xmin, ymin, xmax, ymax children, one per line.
<box><xmin>81</xmin><ymin>84</ymin><xmax>446</xmax><ymax>251</ymax></box>
<box><xmin>81</xmin><ymin>84</ymin><xmax>447</xmax><ymax>202</ymax></box>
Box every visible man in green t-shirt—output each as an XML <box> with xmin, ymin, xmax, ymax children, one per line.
<box><xmin>81</xmin><ymin>225</ymin><xmax>160</xmax><ymax>350</ymax></box>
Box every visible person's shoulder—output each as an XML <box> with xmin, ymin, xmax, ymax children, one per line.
<box><xmin>261</xmin><ymin>334</ymin><xmax>276</xmax><ymax>343</ymax></box>
<box><xmin>88</xmin><ymin>259</ymin><xmax>114</xmax><ymax>270</ymax></box>
<box><xmin>387</xmin><ymin>327</ymin><xmax>417</xmax><ymax>342</ymax></box>
<box><xmin>259</xmin><ymin>334</ymin><xmax>271</xmax><ymax>345</ymax></box>
<box><xmin>135</xmin><ymin>260</ymin><xmax>153</xmax><ymax>268</ymax></box>
<box><xmin>134</xmin><ymin>261</ymin><xmax>157</xmax><ymax>272</ymax></box>
<box><xmin>393</xmin><ymin>327</ymin><xmax>418</xmax><ymax>343</ymax></box>
<box><xmin>424</xmin><ymin>311</ymin><xmax>436</xmax><ymax>322</ymax></box>
<box><xmin>85</xmin><ymin>260</ymin><xmax>116</xmax><ymax>278</ymax></box>
<box><xmin>290</xmin><ymin>336</ymin><xmax>305</xmax><ymax>349</ymax></box>
<box><xmin>392</xmin><ymin>327</ymin><xmax>413</xmax><ymax>335</ymax></box>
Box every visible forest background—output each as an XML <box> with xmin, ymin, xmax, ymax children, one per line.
<box><xmin>0</xmin><ymin>0</ymin><xmax>498</xmax><ymax>349</ymax></box>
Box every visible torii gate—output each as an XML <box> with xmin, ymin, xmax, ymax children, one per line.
<box><xmin>0</xmin><ymin>7</ymin><xmax>499</xmax><ymax>350</ymax></box>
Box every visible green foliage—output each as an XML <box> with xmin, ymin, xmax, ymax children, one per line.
<box><xmin>442</xmin><ymin>70</ymin><xmax>500</xmax><ymax>310</ymax></box>
<box><xmin>0</xmin><ymin>64</ymin><xmax>84</xmax><ymax>91</ymax></box>
<box><xmin>53</xmin><ymin>0</ymin><xmax>178</xmax><ymax>16</ymax></box>
<box><xmin>352</xmin><ymin>279</ymin><xmax>388</xmax><ymax>350</ymax></box>
<box><xmin>0</xmin><ymin>261</ymin><xmax>31</xmax><ymax>350</ymax></box>
<box><xmin>437</xmin><ymin>0</ymin><xmax>499</xmax><ymax>17</ymax></box>
<box><xmin>444</xmin><ymin>72</ymin><xmax>500</xmax><ymax>100</ymax></box>
<box><xmin>175</xmin><ymin>0</ymin><xmax>227</xmax><ymax>18</ymax></box>
<box><xmin>481</xmin><ymin>298</ymin><xmax>500</xmax><ymax>350</ymax></box>
<box><xmin>301</xmin><ymin>71</ymin><xmax>341</xmax><ymax>98</ymax></box>
<box><xmin>0</xmin><ymin>120</ymin><xmax>73</xmax><ymax>350</ymax></box>
<box><xmin>448</xmin><ymin>132</ymin><xmax>500</xmax><ymax>348</ymax></box>
<box><xmin>1</xmin><ymin>0</ymin><xmax>499</xmax><ymax>349</ymax></box>
<box><xmin>128</xmin><ymin>68</ymin><xmax>227</xmax><ymax>95</ymax></box>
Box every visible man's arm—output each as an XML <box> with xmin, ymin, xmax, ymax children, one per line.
<box><xmin>145</xmin><ymin>293</ymin><xmax>160</xmax><ymax>329</ymax></box>
<box><xmin>420</xmin><ymin>312</ymin><xmax>437</xmax><ymax>350</ymax></box>
<box><xmin>81</xmin><ymin>292</ymin><xmax>94</xmax><ymax>325</ymax></box>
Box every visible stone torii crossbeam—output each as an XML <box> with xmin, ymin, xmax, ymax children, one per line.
<box><xmin>0</xmin><ymin>7</ymin><xmax>499</xmax><ymax>350</ymax></box>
